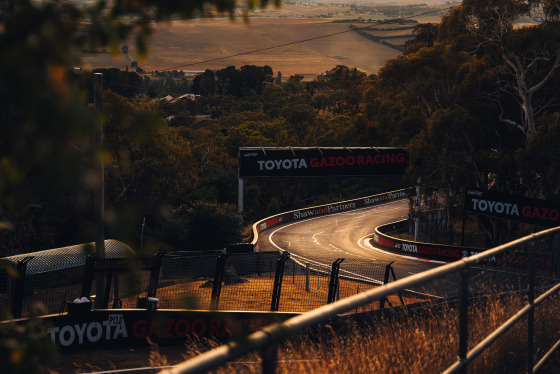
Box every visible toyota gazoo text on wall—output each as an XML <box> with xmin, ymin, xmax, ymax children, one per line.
<box><xmin>464</xmin><ymin>188</ymin><xmax>560</xmax><ymax>228</ymax></box>
<box><xmin>48</xmin><ymin>314</ymin><xmax>127</xmax><ymax>348</ymax></box>
<box><xmin>372</xmin><ymin>233</ymin><xmax>494</xmax><ymax>263</ymax></box>
<box><xmin>45</xmin><ymin>311</ymin><xmax>293</xmax><ymax>350</ymax></box>
<box><xmin>238</xmin><ymin>147</ymin><xmax>409</xmax><ymax>177</ymax></box>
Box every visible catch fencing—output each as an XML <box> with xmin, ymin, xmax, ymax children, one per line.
<box><xmin>0</xmin><ymin>248</ymin><xmax>401</xmax><ymax>320</ymax></box>
<box><xmin>162</xmin><ymin>227</ymin><xmax>560</xmax><ymax>374</ymax></box>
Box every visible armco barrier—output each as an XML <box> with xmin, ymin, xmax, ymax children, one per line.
<box><xmin>372</xmin><ymin>219</ymin><xmax>486</xmax><ymax>263</ymax></box>
<box><xmin>251</xmin><ymin>188</ymin><xmax>413</xmax><ymax>249</ymax></box>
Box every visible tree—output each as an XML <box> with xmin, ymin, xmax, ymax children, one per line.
<box><xmin>174</xmin><ymin>201</ymin><xmax>242</xmax><ymax>250</ymax></box>
<box><xmin>192</xmin><ymin>70</ymin><xmax>216</xmax><ymax>96</ymax></box>
<box><xmin>93</xmin><ymin>68</ymin><xmax>144</xmax><ymax>98</ymax></box>
<box><xmin>0</xmin><ymin>0</ymin><xmax>280</xmax><ymax>254</ymax></box>
<box><xmin>404</xmin><ymin>23</ymin><xmax>438</xmax><ymax>54</ymax></box>
<box><xmin>450</xmin><ymin>0</ymin><xmax>560</xmax><ymax>140</ymax></box>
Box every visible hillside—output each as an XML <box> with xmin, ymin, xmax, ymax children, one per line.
<box><xmin>81</xmin><ymin>18</ymin><xmax>406</xmax><ymax>77</ymax></box>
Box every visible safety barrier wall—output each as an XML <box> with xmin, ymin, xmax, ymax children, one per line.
<box><xmin>372</xmin><ymin>219</ymin><xmax>486</xmax><ymax>263</ymax></box>
<box><xmin>251</xmin><ymin>188</ymin><xmax>413</xmax><ymax>248</ymax></box>
<box><xmin>7</xmin><ymin>309</ymin><xmax>299</xmax><ymax>352</ymax></box>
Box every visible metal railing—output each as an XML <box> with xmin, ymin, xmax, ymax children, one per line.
<box><xmin>161</xmin><ymin>227</ymin><xmax>560</xmax><ymax>374</ymax></box>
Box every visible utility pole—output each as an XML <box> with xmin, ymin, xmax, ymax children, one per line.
<box><xmin>93</xmin><ymin>72</ymin><xmax>105</xmax><ymax>308</ymax></box>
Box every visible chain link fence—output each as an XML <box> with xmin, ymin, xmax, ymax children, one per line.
<box><xmin>0</xmin><ymin>242</ymin><xmax>415</xmax><ymax>321</ymax></box>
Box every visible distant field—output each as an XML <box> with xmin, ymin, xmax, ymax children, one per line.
<box><xmin>81</xmin><ymin>17</ymin><xmax>413</xmax><ymax>78</ymax></box>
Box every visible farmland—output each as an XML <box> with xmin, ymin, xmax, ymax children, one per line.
<box><xmin>80</xmin><ymin>2</ymin><xmax>449</xmax><ymax>78</ymax></box>
<box><xmin>81</xmin><ymin>18</ymin><xmax>401</xmax><ymax>78</ymax></box>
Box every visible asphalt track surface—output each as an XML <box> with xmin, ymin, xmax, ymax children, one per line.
<box><xmin>256</xmin><ymin>198</ymin><xmax>460</xmax><ymax>297</ymax></box>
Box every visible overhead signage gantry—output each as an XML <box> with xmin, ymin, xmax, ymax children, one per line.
<box><xmin>237</xmin><ymin>147</ymin><xmax>409</xmax><ymax>213</ymax></box>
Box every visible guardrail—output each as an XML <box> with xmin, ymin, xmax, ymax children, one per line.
<box><xmin>161</xmin><ymin>226</ymin><xmax>560</xmax><ymax>374</ymax></box>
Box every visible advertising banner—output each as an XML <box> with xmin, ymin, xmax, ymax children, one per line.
<box><xmin>464</xmin><ymin>188</ymin><xmax>560</xmax><ymax>228</ymax></box>
<box><xmin>239</xmin><ymin>147</ymin><xmax>409</xmax><ymax>177</ymax></box>
<box><xmin>253</xmin><ymin>189</ymin><xmax>412</xmax><ymax>239</ymax></box>
<box><xmin>371</xmin><ymin>230</ymin><xmax>486</xmax><ymax>263</ymax></box>
<box><xmin>20</xmin><ymin>310</ymin><xmax>298</xmax><ymax>352</ymax></box>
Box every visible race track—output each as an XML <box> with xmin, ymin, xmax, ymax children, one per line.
<box><xmin>257</xmin><ymin>198</ymin><xmax>459</xmax><ymax>297</ymax></box>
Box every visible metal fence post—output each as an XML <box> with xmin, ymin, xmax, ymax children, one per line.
<box><xmin>81</xmin><ymin>255</ymin><xmax>95</xmax><ymax>298</ymax></box>
<box><xmin>305</xmin><ymin>263</ymin><xmax>310</xmax><ymax>291</ymax></box>
<box><xmin>527</xmin><ymin>242</ymin><xmax>536</xmax><ymax>373</ymax></box>
<box><xmin>102</xmin><ymin>269</ymin><xmax>113</xmax><ymax>309</ymax></box>
<box><xmin>458</xmin><ymin>267</ymin><xmax>470</xmax><ymax>374</ymax></box>
<box><xmin>327</xmin><ymin>259</ymin><xmax>344</xmax><ymax>304</ymax></box>
<box><xmin>147</xmin><ymin>251</ymin><xmax>166</xmax><ymax>298</ymax></box>
<box><xmin>380</xmin><ymin>261</ymin><xmax>394</xmax><ymax>309</ymax></box>
<box><xmin>10</xmin><ymin>257</ymin><xmax>33</xmax><ymax>319</ymax></box>
<box><xmin>261</xmin><ymin>342</ymin><xmax>279</xmax><ymax>374</ymax></box>
<box><xmin>210</xmin><ymin>254</ymin><xmax>229</xmax><ymax>310</ymax></box>
<box><xmin>270</xmin><ymin>254</ymin><xmax>289</xmax><ymax>311</ymax></box>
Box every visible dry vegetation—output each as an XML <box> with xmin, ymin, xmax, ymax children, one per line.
<box><xmin>49</xmin><ymin>293</ymin><xmax>560</xmax><ymax>373</ymax></box>
<box><xmin>123</xmin><ymin>275</ymin><xmax>422</xmax><ymax>313</ymax></box>
<box><xmin>168</xmin><ymin>294</ymin><xmax>560</xmax><ymax>373</ymax></box>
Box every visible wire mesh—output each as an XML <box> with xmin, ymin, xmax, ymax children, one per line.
<box><xmin>0</xmin><ymin>260</ymin><xmax>14</xmax><ymax>318</ymax></box>
<box><xmin>156</xmin><ymin>252</ymin><xmax>223</xmax><ymax>310</ymax></box>
<box><xmin>100</xmin><ymin>257</ymin><xmax>153</xmax><ymax>309</ymax></box>
<box><xmin>276</xmin><ymin>258</ymin><xmax>329</xmax><ymax>312</ymax></box>
<box><xmin>215</xmin><ymin>252</ymin><xmax>282</xmax><ymax>312</ymax></box>
<box><xmin>22</xmin><ymin>264</ymin><xmax>85</xmax><ymax>317</ymax></box>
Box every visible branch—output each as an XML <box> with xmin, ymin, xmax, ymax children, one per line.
<box><xmin>528</xmin><ymin>48</ymin><xmax>560</xmax><ymax>95</ymax></box>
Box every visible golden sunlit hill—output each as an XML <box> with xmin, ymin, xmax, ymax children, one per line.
<box><xmin>81</xmin><ymin>17</ymin><xmax>410</xmax><ymax>78</ymax></box>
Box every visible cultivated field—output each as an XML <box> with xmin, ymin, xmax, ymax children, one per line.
<box><xmin>81</xmin><ymin>17</ymin><xmax>410</xmax><ymax>78</ymax></box>
<box><xmin>80</xmin><ymin>0</ymin><xmax>451</xmax><ymax>79</ymax></box>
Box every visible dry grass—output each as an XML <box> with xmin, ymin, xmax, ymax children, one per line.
<box><xmin>126</xmin><ymin>275</ymin><xmax>424</xmax><ymax>313</ymax></box>
<box><xmin>47</xmin><ymin>292</ymin><xmax>560</xmax><ymax>373</ymax></box>
<box><xmin>173</xmin><ymin>293</ymin><xmax>560</xmax><ymax>373</ymax></box>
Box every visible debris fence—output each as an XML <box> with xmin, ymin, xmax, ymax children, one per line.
<box><xmin>0</xmin><ymin>250</ymin><xmax>408</xmax><ymax>320</ymax></box>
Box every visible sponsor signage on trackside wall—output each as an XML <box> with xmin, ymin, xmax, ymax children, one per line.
<box><xmin>464</xmin><ymin>188</ymin><xmax>560</xmax><ymax>228</ymax></box>
<box><xmin>372</xmin><ymin>226</ymin><xmax>489</xmax><ymax>263</ymax></box>
<box><xmin>373</xmin><ymin>219</ymin><xmax>555</xmax><ymax>267</ymax></box>
<box><xmin>239</xmin><ymin>147</ymin><xmax>409</xmax><ymax>177</ymax></box>
<box><xmin>252</xmin><ymin>189</ymin><xmax>412</xmax><ymax>243</ymax></box>
<box><xmin>9</xmin><ymin>310</ymin><xmax>298</xmax><ymax>352</ymax></box>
